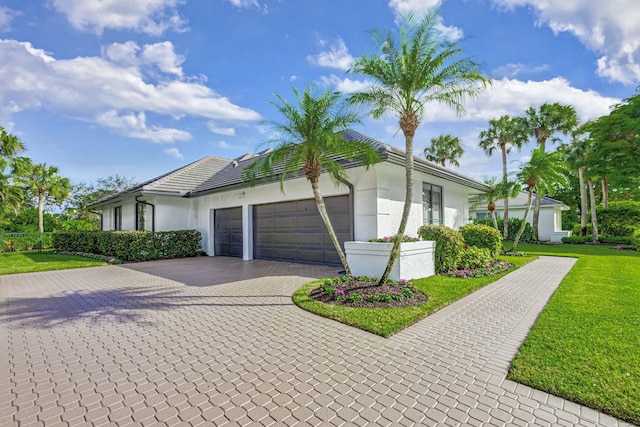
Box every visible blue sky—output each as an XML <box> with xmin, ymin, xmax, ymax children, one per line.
<box><xmin>0</xmin><ymin>0</ymin><xmax>637</xmax><ymax>187</ymax></box>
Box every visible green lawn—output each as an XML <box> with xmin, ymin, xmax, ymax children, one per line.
<box><xmin>293</xmin><ymin>255</ymin><xmax>535</xmax><ymax>337</ymax></box>
<box><xmin>0</xmin><ymin>252</ymin><xmax>108</xmax><ymax>275</ymax></box>
<box><xmin>506</xmin><ymin>243</ymin><xmax>640</xmax><ymax>425</ymax></box>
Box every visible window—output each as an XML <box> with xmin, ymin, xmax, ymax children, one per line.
<box><xmin>114</xmin><ymin>206</ymin><xmax>122</xmax><ymax>231</ymax></box>
<box><xmin>422</xmin><ymin>183</ymin><xmax>443</xmax><ymax>225</ymax></box>
<box><xmin>136</xmin><ymin>202</ymin><xmax>146</xmax><ymax>231</ymax></box>
<box><xmin>476</xmin><ymin>212</ymin><xmax>489</xmax><ymax>219</ymax></box>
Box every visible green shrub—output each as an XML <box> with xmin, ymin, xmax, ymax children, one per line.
<box><xmin>417</xmin><ymin>224</ymin><xmax>464</xmax><ymax>273</ymax></box>
<box><xmin>597</xmin><ymin>201</ymin><xmax>640</xmax><ymax>237</ymax></box>
<box><xmin>572</xmin><ymin>223</ymin><xmax>593</xmax><ymax>236</ymax></box>
<box><xmin>456</xmin><ymin>246</ymin><xmax>493</xmax><ymax>270</ymax></box>
<box><xmin>53</xmin><ymin>230</ymin><xmax>202</xmax><ymax>261</ymax></box>
<box><xmin>473</xmin><ymin>216</ymin><xmax>533</xmax><ymax>242</ymax></box>
<box><xmin>459</xmin><ymin>223</ymin><xmax>503</xmax><ymax>258</ymax></box>
<box><xmin>562</xmin><ymin>236</ymin><xmax>592</xmax><ymax>244</ymax></box>
<box><xmin>634</xmin><ymin>230</ymin><xmax>640</xmax><ymax>250</ymax></box>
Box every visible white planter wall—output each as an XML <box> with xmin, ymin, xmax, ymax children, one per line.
<box><xmin>345</xmin><ymin>240</ymin><xmax>435</xmax><ymax>281</ymax></box>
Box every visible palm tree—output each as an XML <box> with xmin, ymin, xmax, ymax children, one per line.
<box><xmin>564</xmin><ymin>131</ymin><xmax>591</xmax><ymax>236</ymax></box>
<box><xmin>0</xmin><ymin>126</ymin><xmax>28</xmax><ymax>216</ymax></box>
<box><xmin>348</xmin><ymin>10</ymin><xmax>489</xmax><ymax>284</ymax></box>
<box><xmin>23</xmin><ymin>163</ymin><xmax>72</xmax><ymax>233</ymax></box>
<box><xmin>243</xmin><ymin>85</ymin><xmax>380</xmax><ymax>276</ymax></box>
<box><xmin>522</xmin><ymin>103</ymin><xmax>578</xmax><ymax>240</ymax></box>
<box><xmin>469</xmin><ymin>177</ymin><xmax>519</xmax><ymax>230</ymax></box>
<box><xmin>511</xmin><ymin>148</ymin><xmax>569</xmax><ymax>251</ymax></box>
<box><xmin>478</xmin><ymin>115</ymin><xmax>528</xmax><ymax>238</ymax></box>
<box><xmin>424</xmin><ymin>134</ymin><xmax>464</xmax><ymax>167</ymax></box>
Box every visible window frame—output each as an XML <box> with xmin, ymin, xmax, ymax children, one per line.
<box><xmin>114</xmin><ymin>206</ymin><xmax>122</xmax><ymax>231</ymax></box>
<box><xmin>135</xmin><ymin>202</ymin><xmax>146</xmax><ymax>231</ymax></box>
<box><xmin>422</xmin><ymin>182</ymin><xmax>443</xmax><ymax>226</ymax></box>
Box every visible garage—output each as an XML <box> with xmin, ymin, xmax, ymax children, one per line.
<box><xmin>253</xmin><ymin>196</ymin><xmax>351</xmax><ymax>265</ymax></box>
<box><xmin>214</xmin><ymin>207</ymin><xmax>243</xmax><ymax>257</ymax></box>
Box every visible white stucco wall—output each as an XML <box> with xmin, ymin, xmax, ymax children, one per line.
<box><xmin>486</xmin><ymin>206</ymin><xmax>562</xmax><ymax>241</ymax></box>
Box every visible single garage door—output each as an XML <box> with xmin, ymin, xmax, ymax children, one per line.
<box><xmin>253</xmin><ymin>196</ymin><xmax>351</xmax><ymax>265</ymax></box>
<box><xmin>214</xmin><ymin>207</ymin><xmax>243</xmax><ymax>257</ymax></box>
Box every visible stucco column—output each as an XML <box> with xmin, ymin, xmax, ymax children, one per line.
<box><xmin>242</xmin><ymin>204</ymin><xmax>253</xmax><ymax>260</ymax></box>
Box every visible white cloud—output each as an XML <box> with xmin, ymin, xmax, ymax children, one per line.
<box><xmin>50</xmin><ymin>0</ymin><xmax>187</xmax><ymax>35</ymax></box>
<box><xmin>216</xmin><ymin>141</ymin><xmax>232</xmax><ymax>149</ymax></box>
<box><xmin>0</xmin><ymin>7</ymin><xmax>18</xmax><ymax>33</ymax></box>
<box><xmin>422</xmin><ymin>77</ymin><xmax>619</xmax><ymax>124</ymax></box>
<box><xmin>227</xmin><ymin>0</ymin><xmax>259</xmax><ymax>8</ymax></box>
<box><xmin>207</xmin><ymin>124</ymin><xmax>236</xmax><ymax>136</ymax></box>
<box><xmin>0</xmin><ymin>39</ymin><xmax>261</xmax><ymax>142</ymax></box>
<box><xmin>319</xmin><ymin>75</ymin><xmax>371</xmax><ymax>93</ymax></box>
<box><xmin>491</xmin><ymin>0</ymin><xmax>640</xmax><ymax>84</ymax></box>
<box><xmin>492</xmin><ymin>63</ymin><xmax>550</xmax><ymax>79</ymax></box>
<box><xmin>164</xmin><ymin>147</ymin><xmax>183</xmax><ymax>158</ymax></box>
<box><xmin>388</xmin><ymin>0</ymin><xmax>442</xmax><ymax>16</ymax></box>
<box><xmin>307</xmin><ymin>38</ymin><xmax>353</xmax><ymax>70</ymax></box>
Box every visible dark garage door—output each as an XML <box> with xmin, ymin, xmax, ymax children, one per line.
<box><xmin>253</xmin><ymin>196</ymin><xmax>351</xmax><ymax>265</ymax></box>
<box><xmin>214</xmin><ymin>207</ymin><xmax>243</xmax><ymax>257</ymax></box>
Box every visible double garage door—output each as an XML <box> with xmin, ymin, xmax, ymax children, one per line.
<box><xmin>214</xmin><ymin>196</ymin><xmax>351</xmax><ymax>266</ymax></box>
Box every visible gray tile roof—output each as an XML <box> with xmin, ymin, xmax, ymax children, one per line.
<box><xmin>89</xmin><ymin>156</ymin><xmax>231</xmax><ymax>207</ymax></box>
<box><xmin>90</xmin><ymin>129</ymin><xmax>490</xmax><ymax>207</ymax></box>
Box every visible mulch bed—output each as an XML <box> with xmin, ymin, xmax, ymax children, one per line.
<box><xmin>309</xmin><ymin>279</ymin><xmax>428</xmax><ymax>308</ymax></box>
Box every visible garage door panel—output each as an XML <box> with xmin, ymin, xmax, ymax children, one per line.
<box><xmin>253</xmin><ymin>196</ymin><xmax>351</xmax><ymax>265</ymax></box>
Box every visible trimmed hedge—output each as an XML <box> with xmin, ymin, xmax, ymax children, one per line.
<box><xmin>597</xmin><ymin>201</ymin><xmax>640</xmax><ymax>237</ymax></box>
<box><xmin>52</xmin><ymin>230</ymin><xmax>202</xmax><ymax>262</ymax></box>
<box><xmin>561</xmin><ymin>235</ymin><xmax>634</xmax><ymax>245</ymax></box>
<box><xmin>634</xmin><ymin>230</ymin><xmax>640</xmax><ymax>250</ymax></box>
<box><xmin>459</xmin><ymin>224</ymin><xmax>503</xmax><ymax>258</ymax></box>
<box><xmin>417</xmin><ymin>224</ymin><xmax>464</xmax><ymax>274</ymax></box>
<box><xmin>457</xmin><ymin>246</ymin><xmax>493</xmax><ymax>270</ymax></box>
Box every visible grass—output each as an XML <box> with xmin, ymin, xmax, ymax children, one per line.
<box><xmin>0</xmin><ymin>251</ymin><xmax>108</xmax><ymax>275</ymax></box>
<box><xmin>293</xmin><ymin>255</ymin><xmax>535</xmax><ymax>337</ymax></box>
<box><xmin>506</xmin><ymin>243</ymin><xmax>640</xmax><ymax>425</ymax></box>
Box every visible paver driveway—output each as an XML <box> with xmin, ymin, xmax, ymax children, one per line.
<box><xmin>0</xmin><ymin>256</ymin><xmax>632</xmax><ymax>426</ymax></box>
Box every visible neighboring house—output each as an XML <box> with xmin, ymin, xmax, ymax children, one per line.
<box><xmin>90</xmin><ymin>130</ymin><xmax>489</xmax><ymax>265</ymax></box>
<box><xmin>469</xmin><ymin>192</ymin><xmax>570</xmax><ymax>241</ymax></box>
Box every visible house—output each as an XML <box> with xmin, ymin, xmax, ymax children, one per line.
<box><xmin>89</xmin><ymin>130</ymin><xmax>489</xmax><ymax>265</ymax></box>
<box><xmin>469</xmin><ymin>192</ymin><xmax>571</xmax><ymax>242</ymax></box>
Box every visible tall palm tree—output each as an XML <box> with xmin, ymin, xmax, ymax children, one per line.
<box><xmin>511</xmin><ymin>148</ymin><xmax>569</xmax><ymax>251</ymax></box>
<box><xmin>243</xmin><ymin>85</ymin><xmax>380</xmax><ymax>276</ymax></box>
<box><xmin>23</xmin><ymin>163</ymin><xmax>72</xmax><ymax>233</ymax></box>
<box><xmin>564</xmin><ymin>131</ymin><xmax>591</xmax><ymax>236</ymax></box>
<box><xmin>424</xmin><ymin>134</ymin><xmax>464</xmax><ymax>167</ymax></box>
<box><xmin>348</xmin><ymin>10</ymin><xmax>489</xmax><ymax>284</ymax></box>
<box><xmin>478</xmin><ymin>115</ymin><xmax>528</xmax><ymax>238</ymax></box>
<box><xmin>522</xmin><ymin>103</ymin><xmax>578</xmax><ymax>240</ymax></box>
<box><xmin>469</xmin><ymin>177</ymin><xmax>519</xmax><ymax>230</ymax></box>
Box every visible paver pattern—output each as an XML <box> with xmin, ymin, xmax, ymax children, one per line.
<box><xmin>1</xmin><ymin>256</ymin><xmax>632</xmax><ymax>426</ymax></box>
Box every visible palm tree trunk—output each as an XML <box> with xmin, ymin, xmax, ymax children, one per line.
<box><xmin>37</xmin><ymin>191</ymin><xmax>45</xmax><ymax>234</ymax></box>
<box><xmin>310</xmin><ymin>179</ymin><xmax>352</xmax><ymax>276</ymax></box>
<box><xmin>501</xmin><ymin>146</ymin><xmax>509</xmax><ymax>239</ymax></box>
<box><xmin>532</xmin><ymin>138</ymin><xmax>546</xmax><ymax>241</ymax></box>
<box><xmin>578</xmin><ymin>166</ymin><xmax>588</xmax><ymax>236</ymax></box>
<box><xmin>379</xmin><ymin>132</ymin><xmax>415</xmax><ymax>284</ymax></box>
<box><xmin>512</xmin><ymin>188</ymin><xmax>534</xmax><ymax>252</ymax></box>
<box><xmin>588</xmin><ymin>179</ymin><xmax>599</xmax><ymax>244</ymax></box>
<box><xmin>601</xmin><ymin>178</ymin><xmax>608</xmax><ymax>209</ymax></box>
<box><xmin>491</xmin><ymin>211</ymin><xmax>499</xmax><ymax>230</ymax></box>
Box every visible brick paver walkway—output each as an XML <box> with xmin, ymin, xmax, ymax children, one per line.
<box><xmin>0</xmin><ymin>256</ymin><xmax>632</xmax><ymax>426</ymax></box>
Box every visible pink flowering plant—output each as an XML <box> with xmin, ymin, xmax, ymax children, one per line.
<box><xmin>315</xmin><ymin>275</ymin><xmax>423</xmax><ymax>306</ymax></box>
<box><xmin>452</xmin><ymin>260</ymin><xmax>511</xmax><ymax>278</ymax></box>
<box><xmin>369</xmin><ymin>234</ymin><xmax>420</xmax><ymax>243</ymax></box>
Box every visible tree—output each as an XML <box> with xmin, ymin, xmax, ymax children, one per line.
<box><xmin>522</xmin><ymin>103</ymin><xmax>578</xmax><ymax>240</ymax></box>
<box><xmin>511</xmin><ymin>148</ymin><xmax>569</xmax><ymax>251</ymax></box>
<box><xmin>469</xmin><ymin>177</ymin><xmax>519</xmax><ymax>230</ymax></box>
<box><xmin>0</xmin><ymin>126</ymin><xmax>27</xmax><ymax>218</ymax></box>
<box><xmin>423</xmin><ymin>134</ymin><xmax>464</xmax><ymax>167</ymax></box>
<box><xmin>563</xmin><ymin>132</ymin><xmax>591</xmax><ymax>236</ymax></box>
<box><xmin>478</xmin><ymin>115</ymin><xmax>529</xmax><ymax>238</ymax></box>
<box><xmin>23</xmin><ymin>163</ymin><xmax>72</xmax><ymax>233</ymax></box>
<box><xmin>583</xmin><ymin>91</ymin><xmax>640</xmax><ymax>207</ymax></box>
<box><xmin>348</xmin><ymin>10</ymin><xmax>489</xmax><ymax>284</ymax></box>
<box><xmin>243</xmin><ymin>85</ymin><xmax>380</xmax><ymax>276</ymax></box>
